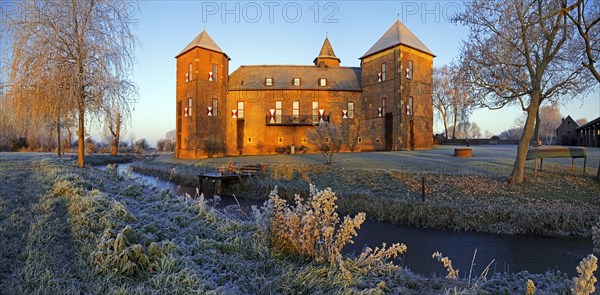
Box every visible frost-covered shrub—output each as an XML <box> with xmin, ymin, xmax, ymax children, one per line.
<box><xmin>526</xmin><ymin>279</ymin><xmax>536</xmax><ymax>295</ymax></box>
<box><xmin>92</xmin><ymin>225</ymin><xmax>173</xmax><ymax>276</ymax></box>
<box><xmin>573</xmin><ymin>254</ymin><xmax>597</xmax><ymax>295</ymax></box>
<box><xmin>432</xmin><ymin>251</ymin><xmax>459</xmax><ymax>280</ymax></box>
<box><xmin>254</xmin><ymin>185</ymin><xmax>406</xmax><ymax>277</ymax></box>
<box><xmin>592</xmin><ymin>219</ymin><xmax>600</xmax><ymax>255</ymax></box>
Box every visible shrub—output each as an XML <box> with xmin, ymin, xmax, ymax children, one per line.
<box><xmin>308</xmin><ymin>122</ymin><xmax>342</xmax><ymax>164</ymax></box>
<box><xmin>432</xmin><ymin>251</ymin><xmax>459</xmax><ymax>280</ymax></box>
<box><xmin>274</xmin><ymin>146</ymin><xmax>289</xmax><ymax>154</ymax></box>
<box><xmin>527</xmin><ymin>279</ymin><xmax>536</xmax><ymax>295</ymax></box>
<box><xmin>592</xmin><ymin>219</ymin><xmax>600</xmax><ymax>255</ymax></box>
<box><xmin>253</xmin><ymin>185</ymin><xmax>406</xmax><ymax>277</ymax></box>
<box><xmin>134</xmin><ymin>138</ymin><xmax>149</xmax><ymax>154</ymax></box>
<box><xmin>573</xmin><ymin>254</ymin><xmax>597</xmax><ymax>295</ymax></box>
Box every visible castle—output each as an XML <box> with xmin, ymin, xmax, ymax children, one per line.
<box><xmin>175</xmin><ymin>20</ymin><xmax>435</xmax><ymax>159</ymax></box>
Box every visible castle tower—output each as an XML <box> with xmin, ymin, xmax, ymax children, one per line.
<box><xmin>360</xmin><ymin>20</ymin><xmax>435</xmax><ymax>150</ymax></box>
<box><xmin>313</xmin><ymin>37</ymin><xmax>340</xmax><ymax>67</ymax></box>
<box><xmin>175</xmin><ymin>29</ymin><xmax>230</xmax><ymax>159</ymax></box>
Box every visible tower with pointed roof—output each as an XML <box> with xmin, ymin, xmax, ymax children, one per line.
<box><xmin>360</xmin><ymin>19</ymin><xmax>435</xmax><ymax>150</ymax></box>
<box><xmin>314</xmin><ymin>37</ymin><xmax>341</xmax><ymax>67</ymax></box>
<box><xmin>175</xmin><ymin>29</ymin><xmax>230</xmax><ymax>158</ymax></box>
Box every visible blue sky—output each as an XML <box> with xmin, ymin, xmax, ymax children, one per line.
<box><xmin>124</xmin><ymin>1</ymin><xmax>599</xmax><ymax>145</ymax></box>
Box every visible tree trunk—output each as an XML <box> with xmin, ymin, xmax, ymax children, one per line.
<box><xmin>77</xmin><ymin>109</ymin><xmax>85</xmax><ymax>168</ymax></box>
<box><xmin>110</xmin><ymin>110</ymin><xmax>120</xmax><ymax>156</ymax></box>
<box><xmin>56</xmin><ymin>118</ymin><xmax>62</xmax><ymax>157</ymax></box>
<box><xmin>443</xmin><ymin>118</ymin><xmax>449</xmax><ymax>142</ymax></box>
<box><xmin>451</xmin><ymin>107</ymin><xmax>457</xmax><ymax>142</ymax></box>
<box><xmin>508</xmin><ymin>93</ymin><xmax>540</xmax><ymax>185</ymax></box>
<box><xmin>596</xmin><ymin>162</ymin><xmax>600</xmax><ymax>181</ymax></box>
<box><xmin>66</xmin><ymin>126</ymin><xmax>72</xmax><ymax>152</ymax></box>
<box><xmin>533</xmin><ymin>108</ymin><xmax>541</xmax><ymax>146</ymax></box>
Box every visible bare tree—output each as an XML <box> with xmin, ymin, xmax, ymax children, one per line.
<box><xmin>103</xmin><ymin>104</ymin><xmax>123</xmax><ymax>156</ymax></box>
<box><xmin>308</xmin><ymin>122</ymin><xmax>343</xmax><ymax>165</ymax></box>
<box><xmin>4</xmin><ymin>0</ymin><xmax>139</xmax><ymax>167</ymax></box>
<box><xmin>467</xmin><ymin>122</ymin><xmax>482</xmax><ymax>140</ymax></box>
<box><xmin>433</xmin><ymin>66</ymin><xmax>453</xmax><ymax>140</ymax></box>
<box><xmin>562</xmin><ymin>0</ymin><xmax>600</xmax><ymax>180</ymax></box>
<box><xmin>483</xmin><ymin>130</ymin><xmax>493</xmax><ymax>139</ymax></box>
<box><xmin>576</xmin><ymin>118</ymin><xmax>589</xmax><ymax>126</ymax></box>
<box><xmin>538</xmin><ymin>104</ymin><xmax>563</xmax><ymax>144</ymax></box>
<box><xmin>449</xmin><ymin>64</ymin><xmax>475</xmax><ymax>142</ymax></box>
<box><xmin>499</xmin><ymin>127</ymin><xmax>524</xmax><ymax>141</ymax></box>
<box><xmin>157</xmin><ymin>130</ymin><xmax>176</xmax><ymax>152</ymax></box>
<box><xmin>454</xmin><ymin>0</ymin><xmax>593</xmax><ymax>184</ymax></box>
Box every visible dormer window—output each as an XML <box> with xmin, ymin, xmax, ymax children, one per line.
<box><xmin>293</xmin><ymin>78</ymin><xmax>301</xmax><ymax>86</ymax></box>
<box><xmin>319</xmin><ymin>78</ymin><xmax>327</xmax><ymax>87</ymax></box>
<box><xmin>265</xmin><ymin>77</ymin><xmax>273</xmax><ymax>86</ymax></box>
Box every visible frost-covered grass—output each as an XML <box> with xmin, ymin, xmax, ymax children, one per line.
<box><xmin>1</xmin><ymin>153</ymin><xmax>596</xmax><ymax>294</ymax></box>
<box><xmin>132</xmin><ymin>157</ymin><xmax>600</xmax><ymax>238</ymax></box>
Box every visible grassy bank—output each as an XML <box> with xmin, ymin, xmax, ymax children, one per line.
<box><xmin>131</xmin><ymin>155</ymin><xmax>600</xmax><ymax>238</ymax></box>
<box><xmin>1</xmin><ymin>153</ymin><xmax>592</xmax><ymax>294</ymax></box>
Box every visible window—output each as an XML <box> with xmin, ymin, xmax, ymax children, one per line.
<box><xmin>177</xmin><ymin>101</ymin><xmax>182</xmax><ymax>117</ymax></box>
<box><xmin>381</xmin><ymin>98</ymin><xmax>386</xmax><ymax>115</ymax></box>
<box><xmin>212</xmin><ymin>64</ymin><xmax>218</xmax><ymax>82</ymax></box>
<box><xmin>312</xmin><ymin>101</ymin><xmax>319</xmax><ymax>123</ymax></box>
<box><xmin>292</xmin><ymin>101</ymin><xmax>299</xmax><ymax>123</ymax></box>
<box><xmin>293</xmin><ymin>78</ymin><xmax>301</xmax><ymax>86</ymax></box>
<box><xmin>407</xmin><ymin>96</ymin><xmax>414</xmax><ymax>116</ymax></box>
<box><xmin>375</xmin><ymin>138</ymin><xmax>381</xmax><ymax>143</ymax></box>
<box><xmin>278</xmin><ymin>137</ymin><xmax>283</xmax><ymax>144</ymax></box>
<box><xmin>188</xmin><ymin>98</ymin><xmax>193</xmax><ymax>116</ymax></box>
<box><xmin>357</xmin><ymin>137</ymin><xmax>362</xmax><ymax>143</ymax></box>
<box><xmin>347</xmin><ymin>102</ymin><xmax>354</xmax><ymax>119</ymax></box>
<box><xmin>237</xmin><ymin>101</ymin><xmax>244</xmax><ymax>119</ymax></box>
<box><xmin>407</xmin><ymin>60</ymin><xmax>413</xmax><ymax>79</ymax></box>
<box><xmin>381</xmin><ymin>62</ymin><xmax>386</xmax><ymax>81</ymax></box>
<box><xmin>302</xmin><ymin>137</ymin><xmax>307</xmax><ymax>143</ymax></box>
<box><xmin>188</xmin><ymin>63</ymin><xmax>192</xmax><ymax>82</ymax></box>
<box><xmin>265</xmin><ymin>77</ymin><xmax>273</xmax><ymax>86</ymax></box>
<box><xmin>248</xmin><ymin>137</ymin><xmax>252</xmax><ymax>143</ymax></box>
<box><xmin>275</xmin><ymin>100</ymin><xmax>282</xmax><ymax>123</ymax></box>
<box><xmin>212</xmin><ymin>98</ymin><xmax>218</xmax><ymax>116</ymax></box>
<box><xmin>319</xmin><ymin>78</ymin><xmax>327</xmax><ymax>87</ymax></box>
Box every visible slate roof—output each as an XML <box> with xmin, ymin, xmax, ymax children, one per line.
<box><xmin>313</xmin><ymin>37</ymin><xmax>340</xmax><ymax>63</ymax></box>
<box><xmin>361</xmin><ymin>20</ymin><xmax>435</xmax><ymax>59</ymax></box>
<box><xmin>557</xmin><ymin>115</ymin><xmax>578</xmax><ymax>131</ymax></box>
<box><xmin>576</xmin><ymin>116</ymin><xmax>600</xmax><ymax>130</ymax></box>
<box><xmin>176</xmin><ymin>30</ymin><xmax>229</xmax><ymax>59</ymax></box>
<box><xmin>228</xmin><ymin>65</ymin><xmax>361</xmax><ymax>91</ymax></box>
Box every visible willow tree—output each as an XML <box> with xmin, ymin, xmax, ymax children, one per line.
<box><xmin>454</xmin><ymin>0</ymin><xmax>593</xmax><ymax>184</ymax></box>
<box><xmin>4</xmin><ymin>0</ymin><xmax>138</xmax><ymax>167</ymax></box>
<box><xmin>5</xmin><ymin>30</ymin><xmax>76</xmax><ymax>155</ymax></box>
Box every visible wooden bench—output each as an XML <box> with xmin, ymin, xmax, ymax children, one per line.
<box><xmin>526</xmin><ymin>146</ymin><xmax>587</xmax><ymax>174</ymax></box>
<box><xmin>198</xmin><ymin>163</ymin><xmax>265</xmax><ymax>196</ymax></box>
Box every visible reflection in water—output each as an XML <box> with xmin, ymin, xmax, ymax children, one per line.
<box><xmin>100</xmin><ymin>163</ymin><xmax>592</xmax><ymax>277</ymax></box>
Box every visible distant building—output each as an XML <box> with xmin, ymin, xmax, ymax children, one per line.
<box><xmin>175</xmin><ymin>20</ymin><xmax>435</xmax><ymax>159</ymax></box>
<box><xmin>556</xmin><ymin>115</ymin><xmax>579</xmax><ymax>145</ymax></box>
<box><xmin>577</xmin><ymin>116</ymin><xmax>600</xmax><ymax>147</ymax></box>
